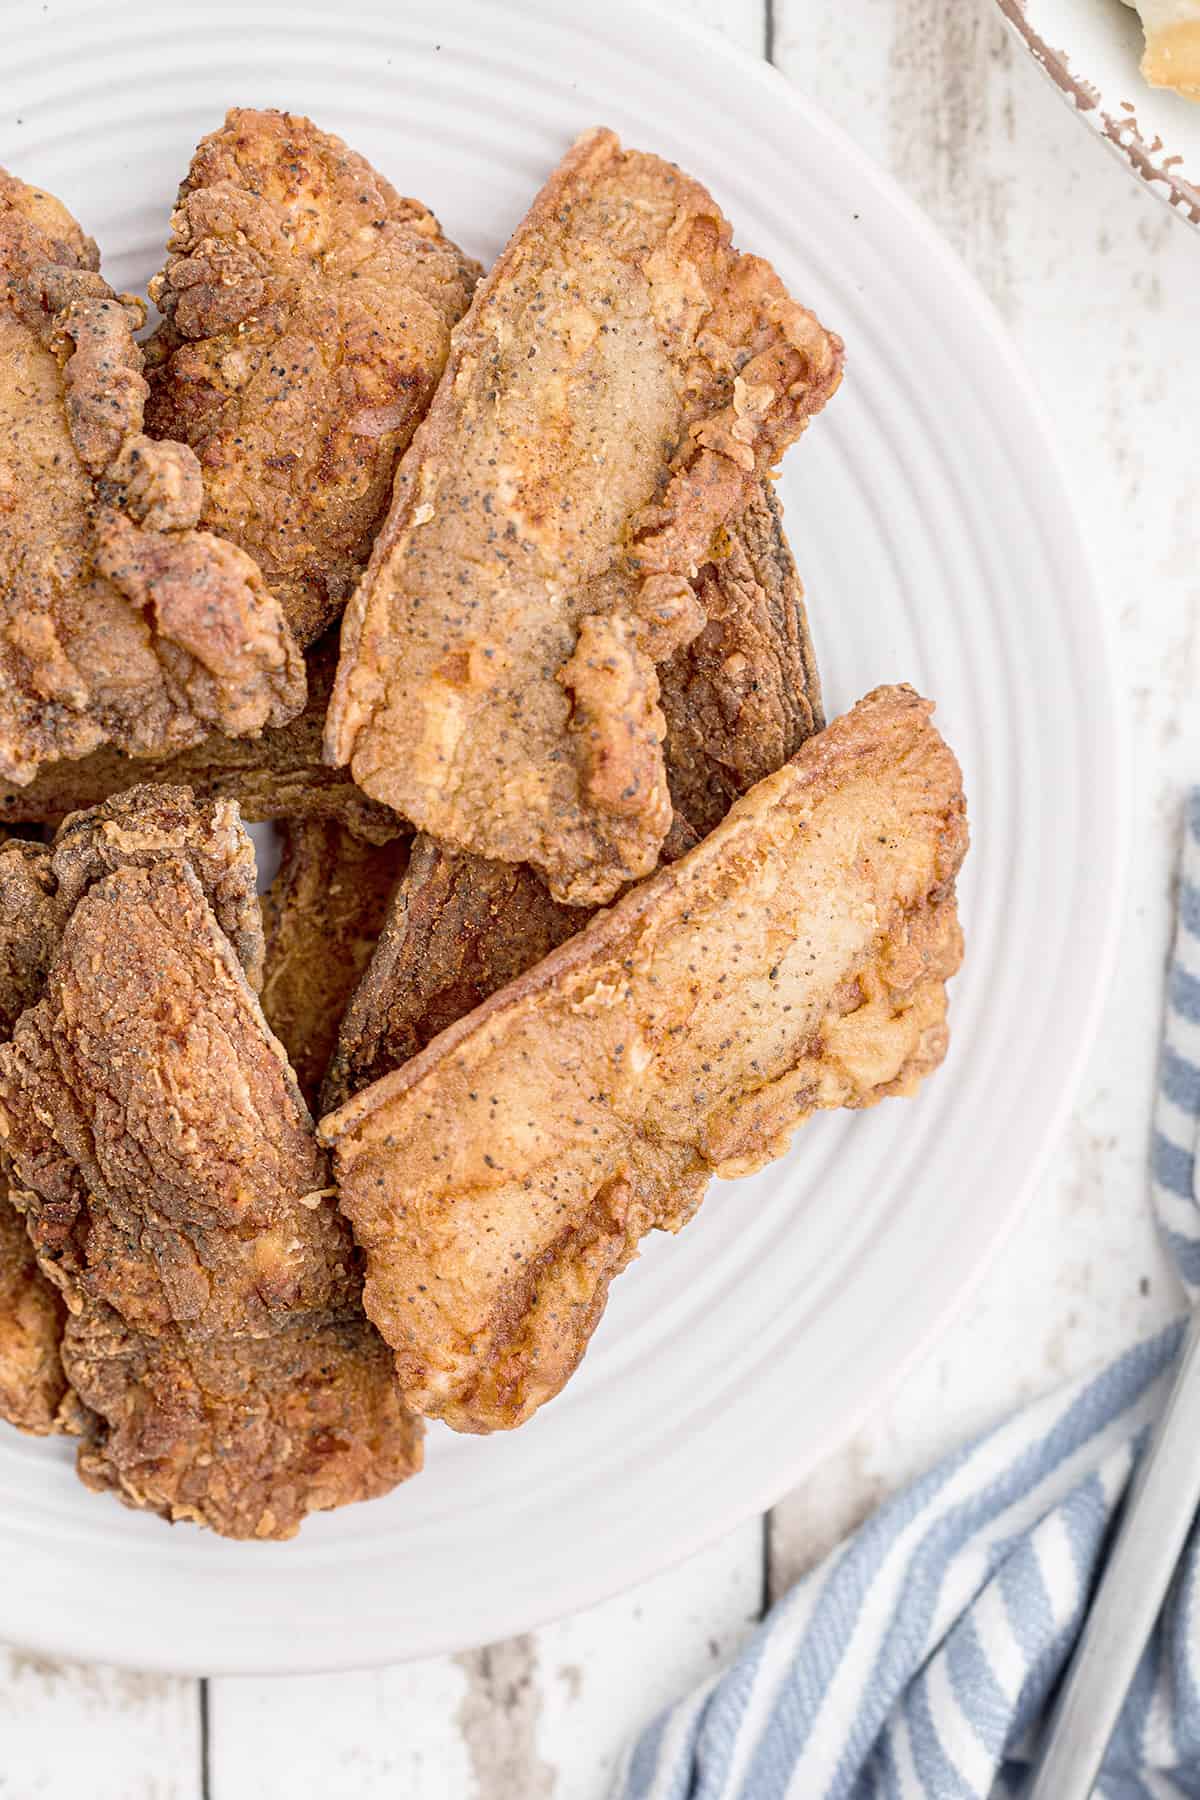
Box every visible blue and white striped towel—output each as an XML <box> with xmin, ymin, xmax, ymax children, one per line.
<box><xmin>615</xmin><ymin>793</ymin><xmax>1200</xmax><ymax>1800</ymax></box>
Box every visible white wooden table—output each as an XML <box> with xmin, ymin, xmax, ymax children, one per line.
<box><xmin>4</xmin><ymin>2</ymin><xmax>1198</xmax><ymax>1793</ymax></box>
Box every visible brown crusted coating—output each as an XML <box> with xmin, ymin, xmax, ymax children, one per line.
<box><xmin>321</xmin><ymin>814</ymin><xmax>699</xmax><ymax>1115</ymax></box>
<box><xmin>0</xmin><ymin>168</ymin><xmax>305</xmax><ymax>788</ymax></box>
<box><xmin>144</xmin><ymin>108</ymin><xmax>480</xmax><ymax>648</ymax></box>
<box><xmin>0</xmin><ymin>632</ymin><xmax>401</xmax><ymax>841</ymax></box>
<box><xmin>659</xmin><ymin>479</ymin><xmax>822</xmax><ymax>838</ymax></box>
<box><xmin>261</xmin><ymin>821</ymin><xmax>409</xmax><ymax>1108</ymax></box>
<box><xmin>0</xmin><ymin>831</ymin><xmax>71</xmax><ymax>1435</ymax></box>
<box><xmin>0</xmin><ymin>171</ymin><xmax>98</xmax><ymax>272</ymax></box>
<box><xmin>320</xmin><ymin>838</ymin><xmax>589</xmax><ymax>1114</ymax></box>
<box><xmin>0</xmin><ymin>790</ymin><xmax>265</xmax><ymax>1440</ymax></box>
<box><xmin>0</xmin><ymin>802</ymin><xmax>420</xmax><ymax>1537</ymax></box>
<box><xmin>0</xmin><ymin>1180</ymin><xmax>68</xmax><ymax>1434</ymax></box>
<box><xmin>68</xmin><ymin>1303</ymin><xmax>417</xmax><ymax>1534</ymax></box>
<box><xmin>321</xmin><ymin>483</ymin><xmax>822</xmax><ymax>1110</ymax></box>
<box><xmin>0</xmin><ymin>836</ymin><xmax>68</xmax><ymax>1035</ymax></box>
<box><xmin>51</xmin><ymin>785</ymin><xmax>266</xmax><ymax>991</ymax></box>
<box><xmin>320</xmin><ymin>687</ymin><xmax>967</xmax><ymax>1433</ymax></box>
<box><xmin>326</xmin><ymin>126</ymin><xmax>843</xmax><ymax>906</ymax></box>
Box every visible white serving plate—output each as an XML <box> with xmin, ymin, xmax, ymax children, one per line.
<box><xmin>0</xmin><ymin>0</ymin><xmax>1126</xmax><ymax>1673</ymax></box>
<box><xmin>997</xmin><ymin>0</ymin><xmax>1200</xmax><ymax>224</ymax></box>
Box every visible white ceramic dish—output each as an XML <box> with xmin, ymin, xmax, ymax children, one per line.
<box><xmin>0</xmin><ymin>0</ymin><xmax>1126</xmax><ymax>1673</ymax></box>
<box><xmin>997</xmin><ymin>0</ymin><xmax>1200</xmax><ymax>224</ymax></box>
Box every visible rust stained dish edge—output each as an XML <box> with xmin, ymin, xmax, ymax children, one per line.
<box><xmin>995</xmin><ymin>0</ymin><xmax>1200</xmax><ymax>225</ymax></box>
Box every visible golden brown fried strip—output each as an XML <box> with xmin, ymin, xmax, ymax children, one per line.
<box><xmin>0</xmin><ymin>792</ymin><xmax>420</xmax><ymax>1536</ymax></box>
<box><xmin>0</xmin><ymin>170</ymin><xmax>304</xmax><ymax>786</ymax></box>
<box><xmin>261</xmin><ymin>821</ymin><xmax>409</xmax><ymax>1108</ymax></box>
<box><xmin>326</xmin><ymin>127</ymin><xmax>842</xmax><ymax>906</ymax></box>
<box><xmin>0</xmin><ymin>633</ymin><xmax>401</xmax><ymax>842</ymax></box>
<box><xmin>321</xmin><ymin>481</ymin><xmax>822</xmax><ymax>1111</ymax></box>
<box><xmin>321</xmin><ymin>687</ymin><xmax>967</xmax><ymax>1434</ymax></box>
<box><xmin>145</xmin><ymin>108</ymin><xmax>479</xmax><ymax>648</ymax></box>
<box><xmin>0</xmin><ymin>792</ymin><xmax>265</xmax><ymax>1441</ymax></box>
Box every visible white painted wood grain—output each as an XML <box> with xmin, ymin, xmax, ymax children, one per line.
<box><xmin>205</xmin><ymin>1520</ymin><xmax>761</xmax><ymax>1799</ymax></box>
<box><xmin>206</xmin><ymin>1656</ymin><xmax>471</xmax><ymax>1799</ymax></box>
<box><xmin>0</xmin><ymin>1649</ymin><xmax>200</xmax><ymax>1800</ymax></box>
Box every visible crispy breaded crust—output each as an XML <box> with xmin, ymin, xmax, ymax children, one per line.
<box><xmin>0</xmin><ymin>1186</ymin><xmax>68</xmax><ymax>1435</ymax></box>
<box><xmin>0</xmin><ymin>170</ymin><xmax>305</xmax><ymax>786</ymax></box>
<box><xmin>145</xmin><ymin>109</ymin><xmax>479</xmax><ymax>647</ymax></box>
<box><xmin>326</xmin><ymin>127</ymin><xmax>842</xmax><ymax>905</ymax></box>
<box><xmin>0</xmin><ymin>633</ymin><xmax>402</xmax><ymax>842</ymax></box>
<box><xmin>262</xmin><ymin>821</ymin><xmax>409</xmax><ymax>1108</ymax></box>
<box><xmin>0</xmin><ymin>789</ymin><xmax>421</xmax><ymax>1536</ymax></box>
<box><xmin>322</xmin><ymin>686</ymin><xmax>966</xmax><ymax>1433</ymax></box>
<box><xmin>322</xmin><ymin>479</ymin><xmax>823</xmax><ymax>1111</ymax></box>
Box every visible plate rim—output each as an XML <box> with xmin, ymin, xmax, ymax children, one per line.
<box><xmin>0</xmin><ymin>0</ymin><xmax>1131</xmax><ymax>1673</ymax></box>
<box><xmin>994</xmin><ymin>0</ymin><xmax>1200</xmax><ymax>227</ymax></box>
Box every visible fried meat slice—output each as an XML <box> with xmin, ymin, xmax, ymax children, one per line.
<box><xmin>321</xmin><ymin>687</ymin><xmax>967</xmax><ymax>1434</ymax></box>
<box><xmin>0</xmin><ymin>788</ymin><xmax>420</xmax><ymax>1536</ymax></box>
<box><xmin>145</xmin><ymin>108</ymin><xmax>480</xmax><ymax>648</ymax></box>
<box><xmin>261</xmin><ymin>821</ymin><xmax>409</xmax><ymax>1108</ymax></box>
<box><xmin>326</xmin><ymin>127</ymin><xmax>842</xmax><ymax>905</ymax></box>
<box><xmin>320</xmin><ymin>837</ymin><xmax>588</xmax><ymax>1114</ymax></box>
<box><xmin>0</xmin><ymin>632</ymin><xmax>401</xmax><ymax>842</ymax></box>
<box><xmin>0</xmin><ymin>170</ymin><xmax>304</xmax><ymax>786</ymax></box>
<box><xmin>321</xmin><ymin>480</ymin><xmax>822</xmax><ymax>1110</ymax></box>
<box><xmin>658</xmin><ymin>480</ymin><xmax>822</xmax><ymax>837</ymax></box>
<box><xmin>51</xmin><ymin>783</ymin><xmax>266</xmax><ymax>988</ymax></box>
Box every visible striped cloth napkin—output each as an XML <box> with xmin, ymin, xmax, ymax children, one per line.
<box><xmin>614</xmin><ymin>793</ymin><xmax>1200</xmax><ymax>1800</ymax></box>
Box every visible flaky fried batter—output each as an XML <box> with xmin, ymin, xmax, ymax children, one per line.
<box><xmin>320</xmin><ymin>838</ymin><xmax>588</xmax><ymax>1114</ymax></box>
<box><xmin>0</xmin><ymin>1183</ymin><xmax>67</xmax><ymax>1435</ymax></box>
<box><xmin>0</xmin><ymin>833</ymin><xmax>68</xmax><ymax>1036</ymax></box>
<box><xmin>321</xmin><ymin>687</ymin><xmax>967</xmax><ymax>1433</ymax></box>
<box><xmin>0</xmin><ymin>793</ymin><xmax>267</xmax><ymax>1441</ymax></box>
<box><xmin>0</xmin><ymin>788</ymin><xmax>420</xmax><ymax>1536</ymax></box>
<box><xmin>659</xmin><ymin>480</ymin><xmax>822</xmax><ymax>837</ymax></box>
<box><xmin>0</xmin><ymin>831</ymin><xmax>70</xmax><ymax>1434</ymax></box>
<box><xmin>0</xmin><ymin>632</ymin><xmax>401</xmax><ymax>842</ymax></box>
<box><xmin>326</xmin><ymin>127</ymin><xmax>842</xmax><ymax>906</ymax></box>
<box><xmin>0</xmin><ymin>170</ymin><xmax>305</xmax><ymax>787</ymax></box>
<box><xmin>52</xmin><ymin>783</ymin><xmax>267</xmax><ymax>988</ymax></box>
<box><xmin>321</xmin><ymin>481</ymin><xmax>823</xmax><ymax>1110</ymax></box>
<box><xmin>145</xmin><ymin>109</ymin><xmax>479</xmax><ymax>648</ymax></box>
<box><xmin>262</xmin><ymin>821</ymin><xmax>409</xmax><ymax>1108</ymax></box>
